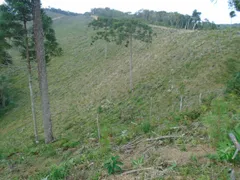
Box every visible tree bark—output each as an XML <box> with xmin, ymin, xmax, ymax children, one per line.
<box><xmin>33</xmin><ymin>0</ymin><xmax>54</xmax><ymax>144</ymax></box>
<box><xmin>186</xmin><ymin>18</ymin><xmax>191</xmax><ymax>29</ymax></box>
<box><xmin>193</xmin><ymin>22</ymin><xmax>198</xmax><ymax>30</ymax></box>
<box><xmin>129</xmin><ymin>33</ymin><xmax>133</xmax><ymax>92</ymax></box>
<box><xmin>2</xmin><ymin>95</ymin><xmax>6</xmax><ymax>108</ymax></box>
<box><xmin>24</xmin><ymin>20</ymin><xmax>39</xmax><ymax>143</ymax></box>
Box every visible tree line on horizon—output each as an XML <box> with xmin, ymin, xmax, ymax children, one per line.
<box><xmin>85</xmin><ymin>7</ymin><xmax>218</xmax><ymax>30</ymax></box>
<box><xmin>43</xmin><ymin>7</ymin><xmax>81</xmax><ymax>16</ymax></box>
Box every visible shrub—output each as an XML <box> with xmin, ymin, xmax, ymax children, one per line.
<box><xmin>104</xmin><ymin>155</ymin><xmax>123</xmax><ymax>175</ymax></box>
<box><xmin>226</xmin><ymin>72</ymin><xmax>240</xmax><ymax>96</ymax></box>
<box><xmin>141</xmin><ymin>121</ymin><xmax>151</xmax><ymax>134</ymax></box>
<box><xmin>203</xmin><ymin>96</ymin><xmax>240</xmax><ymax>162</ymax></box>
<box><xmin>203</xmin><ymin>98</ymin><xmax>232</xmax><ymax>146</ymax></box>
<box><xmin>49</xmin><ymin>159</ymin><xmax>75</xmax><ymax>180</ymax></box>
<box><xmin>217</xmin><ymin>141</ymin><xmax>235</xmax><ymax>162</ymax></box>
<box><xmin>132</xmin><ymin>156</ymin><xmax>144</xmax><ymax>168</ymax></box>
<box><xmin>49</xmin><ymin>163</ymin><xmax>70</xmax><ymax>180</ymax></box>
<box><xmin>0</xmin><ymin>76</ymin><xmax>10</xmax><ymax>111</ymax></box>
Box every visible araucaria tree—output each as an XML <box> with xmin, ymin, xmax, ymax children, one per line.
<box><xmin>0</xmin><ymin>5</ymin><xmax>19</xmax><ymax>110</ymax></box>
<box><xmin>229</xmin><ymin>10</ymin><xmax>236</xmax><ymax>24</ymax></box>
<box><xmin>0</xmin><ymin>5</ymin><xmax>19</xmax><ymax>65</ymax></box>
<box><xmin>191</xmin><ymin>10</ymin><xmax>201</xmax><ymax>30</ymax></box>
<box><xmin>89</xmin><ymin>17</ymin><xmax>115</xmax><ymax>59</ymax></box>
<box><xmin>0</xmin><ymin>30</ymin><xmax>12</xmax><ymax>65</ymax></box>
<box><xmin>211</xmin><ymin>0</ymin><xmax>240</xmax><ymax>12</ymax></box>
<box><xmin>33</xmin><ymin>0</ymin><xmax>55</xmax><ymax>143</ymax></box>
<box><xmin>229</xmin><ymin>0</ymin><xmax>240</xmax><ymax>11</ymax></box>
<box><xmin>0</xmin><ymin>0</ymin><xmax>40</xmax><ymax>143</ymax></box>
<box><xmin>89</xmin><ymin>17</ymin><xmax>153</xmax><ymax>92</ymax></box>
<box><xmin>0</xmin><ymin>0</ymin><xmax>61</xmax><ymax>143</ymax></box>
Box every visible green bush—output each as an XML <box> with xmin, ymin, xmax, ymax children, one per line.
<box><xmin>203</xmin><ymin>98</ymin><xmax>232</xmax><ymax>145</ymax></box>
<box><xmin>0</xmin><ymin>75</ymin><xmax>19</xmax><ymax>117</ymax></box>
<box><xmin>49</xmin><ymin>159</ymin><xmax>76</xmax><ymax>180</ymax></box>
<box><xmin>0</xmin><ymin>76</ymin><xmax>11</xmax><ymax>112</ymax></box>
<box><xmin>216</xmin><ymin>129</ymin><xmax>240</xmax><ymax>162</ymax></box>
<box><xmin>0</xmin><ymin>152</ymin><xmax>5</xmax><ymax>161</ymax></box>
<box><xmin>217</xmin><ymin>141</ymin><xmax>235</xmax><ymax>162</ymax></box>
<box><xmin>132</xmin><ymin>156</ymin><xmax>144</xmax><ymax>168</ymax></box>
<box><xmin>104</xmin><ymin>155</ymin><xmax>123</xmax><ymax>175</ymax></box>
<box><xmin>203</xmin><ymin>96</ymin><xmax>240</xmax><ymax>162</ymax></box>
<box><xmin>226</xmin><ymin>72</ymin><xmax>240</xmax><ymax>96</ymax></box>
<box><xmin>141</xmin><ymin>121</ymin><xmax>151</xmax><ymax>134</ymax></box>
<box><xmin>49</xmin><ymin>163</ymin><xmax>70</xmax><ymax>180</ymax></box>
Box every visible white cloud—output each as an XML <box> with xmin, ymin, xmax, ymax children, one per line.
<box><xmin>0</xmin><ymin>0</ymin><xmax>240</xmax><ymax>24</ymax></box>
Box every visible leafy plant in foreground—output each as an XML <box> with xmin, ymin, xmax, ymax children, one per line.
<box><xmin>217</xmin><ymin>141</ymin><xmax>235</xmax><ymax>162</ymax></box>
<box><xmin>141</xmin><ymin>121</ymin><xmax>151</xmax><ymax>134</ymax></box>
<box><xmin>226</xmin><ymin>72</ymin><xmax>240</xmax><ymax>96</ymax></box>
<box><xmin>132</xmin><ymin>156</ymin><xmax>144</xmax><ymax>168</ymax></box>
<box><xmin>104</xmin><ymin>155</ymin><xmax>123</xmax><ymax>175</ymax></box>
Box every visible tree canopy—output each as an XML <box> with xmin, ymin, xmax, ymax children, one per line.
<box><xmin>0</xmin><ymin>5</ymin><xmax>23</xmax><ymax>65</ymax></box>
<box><xmin>230</xmin><ymin>10</ymin><xmax>237</xmax><ymax>18</ymax></box>
<box><xmin>89</xmin><ymin>7</ymin><xmax>129</xmax><ymax>18</ymax></box>
<box><xmin>0</xmin><ymin>0</ymin><xmax>62</xmax><ymax>64</ymax></box>
<box><xmin>89</xmin><ymin>17</ymin><xmax>153</xmax><ymax>46</ymax></box>
<box><xmin>112</xmin><ymin>18</ymin><xmax>153</xmax><ymax>46</ymax></box>
<box><xmin>229</xmin><ymin>0</ymin><xmax>240</xmax><ymax>11</ymax></box>
<box><xmin>89</xmin><ymin>17</ymin><xmax>153</xmax><ymax>92</ymax></box>
<box><xmin>87</xmin><ymin>8</ymin><xmax>216</xmax><ymax>30</ymax></box>
<box><xmin>44</xmin><ymin>7</ymin><xmax>81</xmax><ymax>16</ymax></box>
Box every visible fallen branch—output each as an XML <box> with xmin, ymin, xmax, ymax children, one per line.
<box><xmin>229</xmin><ymin>169</ymin><xmax>236</xmax><ymax>180</ymax></box>
<box><xmin>170</xmin><ymin>126</ymin><xmax>182</xmax><ymax>130</ymax></box>
<box><xmin>229</xmin><ymin>133</ymin><xmax>240</xmax><ymax>159</ymax></box>
<box><xmin>129</xmin><ymin>136</ymin><xmax>143</xmax><ymax>144</ymax></box>
<box><xmin>121</xmin><ymin>135</ymin><xmax>183</xmax><ymax>152</ymax></box>
<box><xmin>121</xmin><ymin>136</ymin><xmax>143</xmax><ymax>148</ymax></box>
<box><xmin>145</xmin><ymin>135</ymin><xmax>184</xmax><ymax>142</ymax></box>
<box><xmin>121</xmin><ymin>167</ymin><xmax>154</xmax><ymax>175</ymax></box>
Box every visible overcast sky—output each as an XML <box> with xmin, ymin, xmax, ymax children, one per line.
<box><xmin>0</xmin><ymin>0</ymin><xmax>239</xmax><ymax>24</ymax></box>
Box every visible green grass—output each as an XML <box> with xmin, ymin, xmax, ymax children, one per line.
<box><xmin>0</xmin><ymin>13</ymin><xmax>240</xmax><ymax>179</ymax></box>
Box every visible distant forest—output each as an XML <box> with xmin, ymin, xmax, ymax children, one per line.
<box><xmin>43</xmin><ymin>7</ymin><xmax>81</xmax><ymax>16</ymax></box>
<box><xmin>44</xmin><ymin>7</ymin><xmax>239</xmax><ymax>30</ymax></box>
<box><xmin>84</xmin><ymin>7</ymin><xmax>218</xmax><ymax>30</ymax></box>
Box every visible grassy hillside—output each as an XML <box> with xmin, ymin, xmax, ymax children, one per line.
<box><xmin>0</xmin><ymin>13</ymin><xmax>240</xmax><ymax>179</ymax></box>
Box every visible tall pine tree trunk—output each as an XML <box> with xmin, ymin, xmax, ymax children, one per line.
<box><xmin>33</xmin><ymin>0</ymin><xmax>54</xmax><ymax>144</ymax></box>
<box><xmin>193</xmin><ymin>22</ymin><xmax>197</xmax><ymax>30</ymax></box>
<box><xmin>2</xmin><ymin>95</ymin><xmax>6</xmax><ymax>107</ymax></box>
<box><xmin>24</xmin><ymin>20</ymin><xmax>39</xmax><ymax>143</ymax></box>
<box><xmin>186</xmin><ymin>18</ymin><xmax>191</xmax><ymax>29</ymax></box>
<box><xmin>129</xmin><ymin>33</ymin><xmax>133</xmax><ymax>92</ymax></box>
